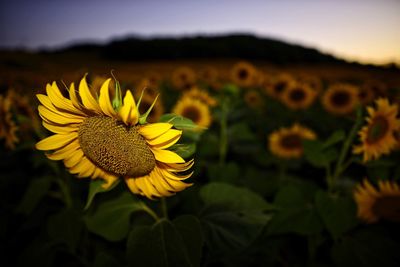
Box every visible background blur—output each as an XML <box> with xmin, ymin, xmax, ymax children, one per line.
<box><xmin>1</xmin><ymin>1</ymin><xmax>400</xmax><ymax>267</ymax></box>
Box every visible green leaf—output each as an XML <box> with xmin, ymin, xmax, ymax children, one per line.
<box><xmin>267</xmin><ymin>186</ymin><xmax>323</xmax><ymax>235</ymax></box>
<box><xmin>228</xmin><ymin>123</ymin><xmax>256</xmax><ymax>142</ymax></box>
<box><xmin>16</xmin><ymin>176</ymin><xmax>52</xmax><ymax>215</ymax></box>
<box><xmin>200</xmin><ymin>182</ymin><xmax>275</xmax><ymax>212</ymax></box>
<box><xmin>303</xmin><ymin>139</ymin><xmax>338</xmax><ymax>167</ymax></box>
<box><xmin>84</xmin><ymin>179</ymin><xmax>120</xmax><ymax>210</ymax></box>
<box><xmin>84</xmin><ymin>192</ymin><xmax>148</xmax><ymax>241</ymax></box>
<box><xmin>322</xmin><ymin>130</ymin><xmax>346</xmax><ymax>148</ymax></box>
<box><xmin>173</xmin><ymin>215</ymin><xmax>204</xmax><ymax>267</ymax></box>
<box><xmin>159</xmin><ymin>113</ymin><xmax>198</xmax><ymax>130</ymax></box>
<box><xmin>169</xmin><ymin>143</ymin><xmax>196</xmax><ymax>159</ymax></box>
<box><xmin>315</xmin><ymin>191</ymin><xmax>359</xmax><ymax>240</ymax></box>
<box><xmin>127</xmin><ymin>218</ymin><xmax>202</xmax><ymax>267</ymax></box>
<box><xmin>47</xmin><ymin>209</ymin><xmax>84</xmax><ymax>252</ymax></box>
<box><xmin>199</xmin><ymin>183</ymin><xmax>274</xmax><ymax>253</ymax></box>
<box><xmin>206</xmin><ymin>162</ymin><xmax>240</xmax><ymax>183</ymax></box>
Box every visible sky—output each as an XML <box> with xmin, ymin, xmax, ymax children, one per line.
<box><xmin>0</xmin><ymin>0</ymin><xmax>399</xmax><ymax>64</ymax></box>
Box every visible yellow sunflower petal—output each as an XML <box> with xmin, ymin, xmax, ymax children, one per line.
<box><xmin>47</xmin><ymin>83</ymin><xmax>86</xmax><ymax>116</ymax></box>
<box><xmin>42</xmin><ymin>121</ymin><xmax>79</xmax><ymax>134</ymax></box>
<box><xmin>69</xmin><ymin>83</ymin><xmax>82</xmax><ymax>109</ymax></box>
<box><xmin>100</xmin><ymin>172</ymin><xmax>119</xmax><ymax>189</ymax></box>
<box><xmin>135</xmin><ymin>177</ymin><xmax>157</xmax><ymax>199</ymax></box>
<box><xmin>36</xmin><ymin>132</ymin><xmax>78</xmax><ymax>151</ymax></box>
<box><xmin>150</xmin><ymin>147</ymin><xmax>185</xmax><ymax>163</ymax></box>
<box><xmin>64</xmin><ymin>149</ymin><xmax>84</xmax><ymax>168</ymax></box>
<box><xmin>79</xmin><ymin>77</ymin><xmax>101</xmax><ymax>113</ymax></box>
<box><xmin>38</xmin><ymin>105</ymin><xmax>84</xmax><ymax>124</ymax></box>
<box><xmin>98</xmin><ymin>78</ymin><xmax>116</xmax><ymax>117</ymax></box>
<box><xmin>118</xmin><ymin>90</ymin><xmax>138</xmax><ymax>126</ymax></box>
<box><xmin>125</xmin><ymin>177</ymin><xmax>141</xmax><ymax>194</ymax></box>
<box><xmin>148</xmin><ymin>170</ymin><xmax>175</xmax><ymax>197</ymax></box>
<box><xmin>146</xmin><ymin>129</ymin><xmax>182</xmax><ymax>148</ymax></box>
<box><xmin>46</xmin><ymin>140</ymin><xmax>80</xmax><ymax>160</ymax></box>
<box><xmin>139</xmin><ymin>123</ymin><xmax>173</xmax><ymax>140</ymax></box>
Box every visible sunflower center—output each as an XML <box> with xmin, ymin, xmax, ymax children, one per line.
<box><xmin>331</xmin><ymin>91</ymin><xmax>350</xmax><ymax>107</ymax></box>
<box><xmin>238</xmin><ymin>69</ymin><xmax>249</xmax><ymax>80</ymax></box>
<box><xmin>280</xmin><ymin>134</ymin><xmax>302</xmax><ymax>149</ymax></box>
<box><xmin>366</xmin><ymin>116</ymin><xmax>389</xmax><ymax>143</ymax></box>
<box><xmin>182</xmin><ymin>106</ymin><xmax>200</xmax><ymax>123</ymax></box>
<box><xmin>372</xmin><ymin>195</ymin><xmax>400</xmax><ymax>222</ymax></box>
<box><xmin>274</xmin><ymin>82</ymin><xmax>287</xmax><ymax>94</ymax></box>
<box><xmin>78</xmin><ymin>116</ymin><xmax>155</xmax><ymax>177</ymax></box>
<box><xmin>290</xmin><ymin>88</ymin><xmax>306</xmax><ymax>102</ymax></box>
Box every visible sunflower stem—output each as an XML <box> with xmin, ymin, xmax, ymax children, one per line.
<box><xmin>219</xmin><ymin>99</ymin><xmax>229</xmax><ymax>166</ymax></box>
<box><xmin>160</xmin><ymin>197</ymin><xmax>169</xmax><ymax>219</ymax></box>
<box><xmin>142</xmin><ymin>205</ymin><xmax>161</xmax><ymax>222</ymax></box>
<box><xmin>332</xmin><ymin>106</ymin><xmax>363</xmax><ymax>187</ymax></box>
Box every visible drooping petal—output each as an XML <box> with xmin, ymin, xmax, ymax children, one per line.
<box><xmin>146</xmin><ymin>129</ymin><xmax>182</xmax><ymax>149</ymax></box>
<box><xmin>47</xmin><ymin>83</ymin><xmax>86</xmax><ymax>116</ymax></box>
<box><xmin>98</xmin><ymin>78</ymin><xmax>116</xmax><ymax>117</ymax></box>
<box><xmin>64</xmin><ymin>149</ymin><xmax>84</xmax><ymax>168</ymax></box>
<box><xmin>46</xmin><ymin>140</ymin><xmax>80</xmax><ymax>160</ymax></box>
<box><xmin>38</xmin><ymin>105</ymin><xmax>84</xmax><ymax>124</ymax></box>
<box><xmin>79</xmin><ymin>76</ymin><xmax>101</xmax><ymax>113</ymax></box>
<box><xmin>150</xmin><ymin>147</ymin><xmax>185</xmax><ymax>163</ymax></box>
<box><xmin>139</xmin><ymin>123</ymin><xmax>173</xmax><ymax>140</ymax></box>
<box><xmin>118</xmin><ymin>90</ymin><xmax>138</xmax><ymax>126</ymax></box>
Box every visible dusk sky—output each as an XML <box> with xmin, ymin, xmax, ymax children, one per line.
<box><xmin>0</xmin><ymin>0</ymin><xmax>399</xmax><ymax>64</ymax></box>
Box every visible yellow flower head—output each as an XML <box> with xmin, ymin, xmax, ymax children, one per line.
<box><xmin>353</xmin><ymin>98</ymin><xmax>400</xmax><ymax>162</ymax></box>
<box><xmin>268</xmin><ymin>123</ymin><xmax>316</xmax><ymax>159</ymax></box>
<box><xmin>230</xmin><ymin>61</ymin><xmax>259</xmax><ymax>88</ymax></box>
<box><xmin>265</xmin><ymin>73</ymin><xmax>296</xmax><ymax>100</ymax></box>
<box><xmin>35</xmin><ymin>76</ymin><xmax>193</xmax><ymax>199</ymax></box>
<box><xmin>172</xmin><ymin>96</ymin><xmax>212</xmax><ymax>128</ymax></box>
<box><xmin>322</xmin><ymin>83</ymin><xmax>359</xmax><ymax>115</ymax></box>
<box><xmin>181</xmin><ymin>86</ymin><xmax>217</xmax><ymax>107</ymax></box>
<box><xmin>244</xmin><ymin>90</ymin><xmax>264</xmax><ymax>108</ymax></box>
<box><xmin>171</xmin><ymin>66</ymin><xmax>196</xmax><ymax>90</ymax></box>
<box><xmin>354</xmin><ymin>179</ymin><xmax>400</xmax><ymax>223</ymax></box>
<box><xmin>281</xmin><ymin>82</ymin><xmax>317</xmax><ymax>110</ymax></box>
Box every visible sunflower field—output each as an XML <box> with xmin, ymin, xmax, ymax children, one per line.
<box><xmin>1</xmin><ymin>54</ymin><xmax>400</xmax><ymax>267</ymax></box>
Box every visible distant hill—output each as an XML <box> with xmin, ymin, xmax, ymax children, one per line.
<box><xmin>51</xmin><ymin>34</ymin><xmax>349</xmax><ymax>65</ymax></box>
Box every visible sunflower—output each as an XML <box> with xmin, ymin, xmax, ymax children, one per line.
<box><xmin>0</xmin><ymin>93</ymin><xmax>19</xmax><ymax>149</ymax></box>
<box><xmin>268</xmin><ymin>123</ymin><xmax>316</xmax><ymax>159</ymax></box>
<box><xmin>265</xmin><ymin>73</ymin><xmax>295</xmax><ymax>100</ymax></box>
<box><xmin>198</xmin><ymin>66</ymin><xmax>218</xmax><ymax>84</ymax></box>
<box><xmin>230</xmin><ymin>61</ymin><xmax>258</xmax><ymax>88</ymax></box>
<box><xmin>137</xmin><ymin>94</ymin><xmax>164</xmax><ymax>123</ymax></box>
<box><xmin>354</xmin><ymin>179</ymin><xmax>400</xmax><ymax>223</ymax></box>
<box><xmin>172</xmin><ymin>96</ymin><xmax>211</xmax><ymax>128</ymax></box>
<box><xmin>321</xmin><ymin>83</ymin><xmax>359</xmax><ymax>115</ymax></box>
<box><xmin>281</xmin><ymin>82</ymin><xmax>317</xmax><ymax>110</ymax></box>
<box><xmin>353</xmin><ymin>98</ymin><xmax>400</xmax><ymax>162</ymax></box>
<box><xmin>244</xmin><ymin>90</ymin><xmax>264</xmax><ymax>108</ymax></box>
<box><xmin>297</xmin><ymin>74</ymin><xmax>323</xmax><ymax>95</ymax></box>
<box><xmin>171</xmin><ymin>66</ymin><xmax>196</xmax><ymax>90</ymax></box>
<box><xmin>35</xmin><ymin>76</ymin><xmax>193</xmax><ymax>199</ymax></box>
<box><xmin>182</xmin><ymin>87</ymin><xmax>217</xmax><ymax>107</ymax></box>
